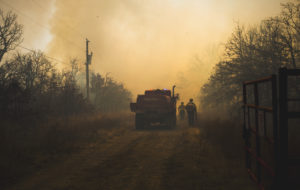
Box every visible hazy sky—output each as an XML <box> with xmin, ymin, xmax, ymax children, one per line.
<box><xmin>1</xmin><ymin>0</ymin><xmax>291</xmax><ymax>103</ymax></box>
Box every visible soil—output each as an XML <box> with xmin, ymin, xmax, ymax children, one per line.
<box><xmin>7</xmin><ymin>118</ymin><xmax>256</xmax><ymax>190</ymax></box>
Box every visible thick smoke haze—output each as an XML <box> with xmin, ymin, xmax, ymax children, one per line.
<box><xmin>1</xmin><ymin>0</ymin><xmax>54</xmax><ymax>51</ymax></box>
<box><xmin>1</xmin><ymin>0</ymin><xmax>290</xmax><ymax>103</ymax></box>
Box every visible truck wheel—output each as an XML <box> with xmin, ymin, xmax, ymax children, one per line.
<box><xmin>171</xmin><ymin>114</ymin><xmax>176</xmax><ymax>128</ymax></box>
<box><xmin>167</xmin><ymin>114</ymin><xmax>176</xmax><ymax>129</ymax></box>
<box><xmin>170</xmin><ymin>115</ymin><xmax>176</xmax><ymax>129</ymax></box>
<box><xmin>135</xmin><ymin>114</ymin><xmax>144</xmax><ymax>130</ymax></box>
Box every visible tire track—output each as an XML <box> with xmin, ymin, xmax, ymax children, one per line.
<box><xmin>8</xmin><ymin>126</ymin><xmax>147</xmax><ymax>190</ymax></box>
<box><xmin>8</xmin><ymin>121</ymin><xmax>256</xmax><ymax>190</ymax></box>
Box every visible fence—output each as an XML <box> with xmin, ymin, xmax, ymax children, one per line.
<box><xmin>242</xmin><ymin>68</ymin><xmax>300</xmax><ymax>190</ymax></box>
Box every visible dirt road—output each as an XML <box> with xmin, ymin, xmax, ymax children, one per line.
<box><xmin>9</xmin><ymin>118</ymin><xmax>256</xmax><ymax>190</ymax></box>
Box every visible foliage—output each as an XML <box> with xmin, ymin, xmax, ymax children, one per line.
<box><xmin>90</xmin><ymin>72</ymin><xmax>132</xmax><ymax>112</ymax></box>
<box><xmin>200</xmin><ymin>2</ymin><xmax>300</xmax><ymax>112</ymax></box>
<box><xmin>0</xmin><ymin>51</ymin><xmax>92</xmax><ymax>118</ymax></box>
<box><xmin>0</xmin><ymin>50</ymin><xmax>132</xmax><ymax>118</ymax></box>
<box><xmin>0</xmin><ymin>8</ymin><xmax>23</xmax><ymax>62</ymax></box>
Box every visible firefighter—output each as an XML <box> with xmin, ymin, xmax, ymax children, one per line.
<box><xmin>185</xmin><ymin>98</ymin><xmax>197</xmax><ymax>126</ymax></box>
<box><xmin>178</xmin><ymin>102</ymin><xmax>186</xmax><ymax>120</ymax></box>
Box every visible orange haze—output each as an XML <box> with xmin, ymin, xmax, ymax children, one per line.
<box><xmin>1</xmin><ymin>0</ymin><xmax>291</xmax><ymax>104</ymax></box>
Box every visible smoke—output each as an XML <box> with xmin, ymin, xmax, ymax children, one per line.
<box><xmin>1</xmin><ymin>0</ymin><xmax>54</xmax><ymax>51</ymax></box>
<box><xmin>2</xmin><ymin>0</ymin><xmax>290</xmax><ymax>103</ymax></box>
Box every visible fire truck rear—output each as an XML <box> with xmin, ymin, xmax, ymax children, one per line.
<box><xmin>130</xmin><ymin>86</ymin><xmax>177</xmax><ymax>129</ymax></box>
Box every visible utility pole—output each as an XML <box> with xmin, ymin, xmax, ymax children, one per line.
<box><xmin>86</xmin><ymin>38</ymin><xmax>93</xmax><ymax>100</ymax></box>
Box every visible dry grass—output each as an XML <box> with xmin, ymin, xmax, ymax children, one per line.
<box><xmin>0</xmin><ymin>112</ymin><xmax>131</xmax><ymax>189</ymax></box>
<box><xmin>196</xmin><ymin>113</ymin><xmax>255</xmax><ymax>189</ymax></box>
<box><xmin>197</xmin><ymin>113</ymin><xmax>243</xmax><ymax>158</ymax></box>
<box><xmin>0</xmin><ymin>111</ymin><xmax>256</xmax><ymax>189</ymax></box>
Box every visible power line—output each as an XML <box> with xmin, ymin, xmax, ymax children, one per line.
<box><xmin>17</xmin><ymin>44</ymin><xmax>67</xmax><ymax>65</ymax></box>
<box><xmin>1</xmin><ymin>0</ymin><xmax>94</xmax><ymax>66</ymax></box>
<box><xmin>0</xmin><ymin>0</ymin><xmax>85</xmax><ymax>52</ymax></box>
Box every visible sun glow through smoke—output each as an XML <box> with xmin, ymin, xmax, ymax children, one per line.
<box><xmin>2</xmin><ymin>0</ymin><xmax>290</xmax><ymax>103</ymax></box>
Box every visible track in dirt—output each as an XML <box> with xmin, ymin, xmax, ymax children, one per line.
<box><xmin>8</xmin><ymin>118</ymin><xmax>256</xmax><ymax>190</ymax></box>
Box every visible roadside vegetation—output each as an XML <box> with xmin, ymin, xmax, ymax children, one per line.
<box><xmin>198</xmin><ymin>2</ymin><xmax>300</xmax><ymax>188</ymax></box>
<box><xmin>0</xmin><ymin>8</ymin><xmax>132</xmax><ymax>188</ymax></box>
<box><xmin>1</xmin><ymin>1</ymin><xmax>299</xmax><ymax>189</ymax></box>
<box><xmin>200</xmin><ymin>1</ymin><xmax>300</xmax><ymax>113</ymax></box>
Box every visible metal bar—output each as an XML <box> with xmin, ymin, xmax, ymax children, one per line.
<box><xmin>245</xmin><ymin>146</ymin><xmax>276</xmax><ymax>177</ymax></box>
<box><xmin>243</xmin><ymin>74</ymin><xmax>283</xmax><ymax>190</ymax></box>
<box><xmin>244</xmin><ymin>76</ymin><xmax>273</xmax><ymax>85</ymax></box>
<box><xmin>243</xmin><ymin>84</ymin><xmax>250</xmax><ymax>169</ymax></box>
<box><xmin>288</xmin><ymin>158</ymin><xmax>300</xmax><ymax>165</ymax></box>
<box><xmin>250</xmin><ymin>128</ymin><xmax>257</xmax><ymax>135</ymax></box>
<box><xmin>247</xmin><ymin>105</ymin><xmax>252</xmax><ymax>170</ymax></box>
<box><xmin>263</xmin><ymin>110</ymin><xmax>266</xmax><ymax>139</ymax></box>
<box><xmin>245</xmin><ymin>104</ymin><xmax>273</xmax><ymax>112</ymax></box>
<box><xmin>243</xmin><ymin>84</ymin><xmax>247</xmax><ymax>137</ymax></box>
<box><xmin>278</xmin><ymin>67</ymin><xmax>288</xmax><ymax>190</ymax></box>
<box><xmin>272</xmin><ymin>74</ymin><xmax>279</xmax><ymax>189</ymax></box>
<box><xmin>254</xmin><ymin>83</ymin><xmax>262</xmax><ymax>184</ymax></box>
<box><xmin>287</xmin><ymin>112</ymin><xmax>300</xmax><ymax>118</ymax></box>
<box><xmin>265</xmin><ymin>136</ymin><xmax>275</xmax><ymax>144</ymax></box>
<box><xmin>287</xmin><ymin>98</ymin><xmax>300</xmax><ymax>101</ymax></box>
<box><xmin>247</xmin><ymin>169</ymin><xmax>265</xmax><ymax>190</ymax></box>
<box><xmin>250</xmin><ymin>127</ymin><xmax>275</xmax><ymax>143</ymax></box>
<box><xmin>286</xmin><ymin>69</ymin><xmax>300</xmax><ymax>76</ymax></box>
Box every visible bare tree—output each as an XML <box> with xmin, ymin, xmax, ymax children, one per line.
<box><xmin>277</xmin><ymin>2</ymin><xmax>300</xmax><ymax>68</ymax></box>
<box><xmin>0</xmin><ymin>9</ymin><xmax>23</xmax><ymax>62</ymax></box>
<box><xmin>200</xmin><ymin>2</ymin><xmax>300</xmax><ymax>113</ymax></box>
<box><xmin>1</xmin><ymin>51</ymin><xmax>52</xmax><ymax>92</ymax></box>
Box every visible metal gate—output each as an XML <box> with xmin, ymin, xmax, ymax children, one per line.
<box><xmin>243</xmin><ymin>68</ymin><xmax>300</xmax><ymax>190</ymax></box>
<box><xmin>243</xmin><ymin>74</ymin><xmax>278</xmax><ymax>189</ymax></box>
<box><xmin>278</xmin><ymin>68</ymin><xmax>300</xmax><ymax>189</ymax></box>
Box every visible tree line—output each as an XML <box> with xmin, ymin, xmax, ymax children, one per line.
<box><xmin>0</xmin><ymin>9</ymin><xmax>132</xmax><ymax>119</ymax></box>
<box><xmin>200</xmin><ymin>1</ymin><xmax>300</xmax><ymax>113</ymax></box>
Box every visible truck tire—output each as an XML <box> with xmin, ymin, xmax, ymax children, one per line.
<box><xmin>166</xmin><ymin>113</ymin><xmax>176</xmax><ymax>129</ymax></box>
<box><xmin>135</xmin><ymin>114</ymin><xmax>144</xmax><ymax>130</ymax></box>
<box><xmin>170</xmin><ymin>113</ymin><xmax>176</xmax><ymax>129</ymax></box>
<box><xmin>171</xmin><ymin>114</ymin><xmax>176</xmax><ymax>128</ymax></box>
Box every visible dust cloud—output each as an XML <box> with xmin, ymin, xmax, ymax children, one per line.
<box><xmin>1</xmin><ymin>0</ymin><xmax>290</xmax><ymax>103</ymax></box>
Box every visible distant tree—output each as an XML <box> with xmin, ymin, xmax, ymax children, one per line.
<box><xmin>276</xmin><ymin>2</ymin><xmax>300</xmax><ymax>68</ymax></box>
<box><xmin>0</xmin><ymin>9</ymin><xmax>23</xmax><ymax>62</ymax></box>
<box><xmin>91</xmin><ymin>72</ymin><xmax>105</xmax><ymax>106</ymax></box>
<box><xmin>68</xmin><ymin>58</ymin><xmax>82</xmax><ymax>81</ymax></box>
<box><xmin>90</xmin><ymin>72</ymin><xmax>132</xmax><ymax>112</ymax></box>
<box><xmin>1</xmin><ymin>51</ymin><xmax>52</xmax><ymax>92</ymax></box>
<box><xmin>0</xmin><ymin>51</ymin><xmax>93</xmax><ymax>117</ymax></box>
